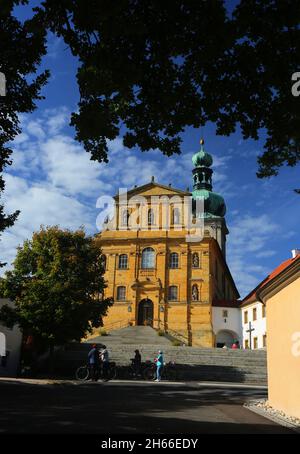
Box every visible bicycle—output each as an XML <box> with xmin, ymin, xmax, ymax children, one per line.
<box><xmin>126</xmin><ymin>359</ymin><xmax>153</xmax><ymax>380</ymax></box>
<box><xmin>143</xmin><ymin>361</ymin><xmax>178</xmax><ymax>381</ymax></box>
<box><xmin>75</xmin><ymin>362</ymin><xmax>117</xmax><ymax>381</ymax></box>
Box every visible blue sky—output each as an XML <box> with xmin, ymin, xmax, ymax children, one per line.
<box><xmin>1</xmin><ymin>1</ymin><xmax>299</xmax><ymax>297</ymax></box>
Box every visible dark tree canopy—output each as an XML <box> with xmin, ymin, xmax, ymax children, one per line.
<box><xmin>35</xmin><ymin>0</ymin><xmax>300</xmax><ymax>181</ymax></box>
<box><xmin>0</xmin><ymin>0</ymin><xmax>49</xmax><ymax>264</ymax></box>
<box><xmin>0</xmin><ymin>226</ymin><xmax>113</xmax><ymax>348</ymax></box>
<box><xmin>1</xmin><ymin>0</ymin><xmax>300</xmax><ymax>214</ymax></box>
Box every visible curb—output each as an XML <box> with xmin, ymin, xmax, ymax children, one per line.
<box><xmin>244</xmin><ymin>403</ymin><xmax>300</xmax><ymax>433</ymax></box>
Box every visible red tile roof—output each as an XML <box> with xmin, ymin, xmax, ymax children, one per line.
<box><xmin>212</xmin><ymin>299</ymin><xmax>241</xmax><ymax>308</ymax></box>
<box><xmin>242</xmin><ymin>253</ymin><xmax>300</xmax><ymax>305</ymax></box>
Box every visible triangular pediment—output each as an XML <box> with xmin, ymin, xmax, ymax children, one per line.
<box><xmin>114</xmin><ymin>182</ymin><xmax>191</xmax><ymax>200</ymax></box>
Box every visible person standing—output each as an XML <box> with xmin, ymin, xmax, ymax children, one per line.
<box><xmin>88</xmin><ymin>344</ymin><xmax>99</xmax><ymax>381</ymax></box>
<box><xmin>155</xmin><ymin>350</ymin><xmax>164</xmax><ymax>382</ymax></box>
<box><xmin>100</xmin><ymin>345</ymin><xmax>110</xmax><ymax>381</ymax></box>
<box><xmin>132</xmin><ymin>349</ymin><xmax>142</xmax><ymax>377</ymax></box>
<box><xmin>231</xmin><ymin>340</ymin><xmax>240</xmax><ymax>349</ymax></box>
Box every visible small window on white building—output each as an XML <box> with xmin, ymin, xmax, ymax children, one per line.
<box><xmin>253</xmin><ymin>307</ymin><xmax>257</xmax><ymax>321</ymax></box>
<box><xmin>263</xmin><ymin>334</ymin><xmax>267</xmax><ymax>347</ymax></box>
<box><xmin>222</xmin><ymin>310</ymin><xmax>228</xmax><ymax>318</ymax></box>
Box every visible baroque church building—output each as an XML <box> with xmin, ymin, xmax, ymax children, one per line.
<box><xmin>96</xmin><ymin>140</ymin><xmax>240</xmax><ymax>347</ymax></box>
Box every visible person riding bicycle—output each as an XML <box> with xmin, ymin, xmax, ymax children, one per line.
<box><xmin>131</xmin><ymin>349</ymin><xmax>142</xmax><ymax>377</ymax></box>
<box><xmin>100</xmin><ymin>345</ymin><xmax>110</xmax><ymax>381</ymax></box>
<box><xmin>155</xmin><ymin>350</ymin><xmax>164</xmax><ymax>382</ymax></box>
<box><xmin>88</xmin><ymin>344</ymin><xmax>99</xmax><ymax>381</ymax></box>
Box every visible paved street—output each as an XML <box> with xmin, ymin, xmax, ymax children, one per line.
<box><xmin>0</xmin><ymin>378</ymin><xmax>294</xmax><ymax>434</ymax></box>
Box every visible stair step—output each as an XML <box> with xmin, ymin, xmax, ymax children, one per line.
<box><xmin>51</xmin><ymin>327</ymin><xmax>267</xmax><ymax>384</ymax></box>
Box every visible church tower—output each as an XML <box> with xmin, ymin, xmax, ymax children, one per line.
<box><xmin>192</xmin><ymin>139</ymin><xmax>228</xmax><ymax>257</ymax></box>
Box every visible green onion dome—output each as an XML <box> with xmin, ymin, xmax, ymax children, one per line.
<box><xmin>191</xmin><ymin>139</ymin><xmax>226</xmax><ymax>218</ymax></box>
<box><xmin>192</xmin><ymin>138</ymin><xmax>213</xmax><ymax>168</ymax></box>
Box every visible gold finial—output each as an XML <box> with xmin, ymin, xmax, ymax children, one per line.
<box><xmin>200</xmin><ymin>138</ymin><xmax>204</xmax><ymax>145</ymax></box>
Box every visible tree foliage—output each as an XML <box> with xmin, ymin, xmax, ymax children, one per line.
<box><xmin>1</xmin><ymin>0</ymin><xmax>300</xmax><ymax>234</ymax></box>
<box><xmin>0</xmin><ymin>0</ymin><xmax>49</xmax><ymax>264</ymax></box>
<box><xmin>0</xmin><ymin>226</ymin><xmax>113</xmax><ymax>348</ymax></box>
<box><xmin>35</xmin><ymin>0</ymin><xmax>300</xmax><ymax>181</ymax></box>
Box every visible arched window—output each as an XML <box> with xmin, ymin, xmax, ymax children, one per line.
<box><xmin>122</xmin><ymin>209</ymin><xmax>130</xmax><ymax>226</ymax></box>
<box><xmin>169</xmin><ymin>252</ymin><xmax>179</xmax><ymax>269</ymax></box>
<box><xmin>168</xmin><ymin>286</ymin><xmax>178</xmax><ymax>301</ymax></box>
<box><xmin>141</xmin><ymin>247</ymin><xmax>155</xmax><ymax>269</ymax></box>
<box><xmin>100</xmin><ymin>254</ymin><xmax>107</xmax><ymax>270</ymax></box>
<box><xmin>192</xmin><ymin>284</ymin><xmax>199</xmax><ymax>301</ymax></box>
<box><xmin>192</xmin><ymin>252</ymin><xmax>200</xmax><ymax>268</ymax></box>
<box><xmin>172</xmin><ymin>208</ymin><xmax>181</xmax><ymax>225</ymax></box>
<box><xmin>148</xmin><ymin>208</ymin><xmax>155</xmax><ymax>226</ymax></box>
<box><xmin>117</xmin><ymin>286</ymin><xmax>126</xmax><ymax>301</ymax></box>
<box><xmin>118</xmin><ymin>254</ymin><xmax>128</xmax><ymax>269</ymax></box>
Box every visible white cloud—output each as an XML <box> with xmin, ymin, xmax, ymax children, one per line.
<box><xmin>45</xmin><ymin>107</ymin><xmax>70</xmax><ymax>135</ymax></box>
<box><xmin>41</xmin><ymin>135</ymin><xmax>108</xmax><ymax>196</ymax></box>
<box><xmin>256</xmin><ymin>250</ymin><xmax>277</xmax><ymax>258</ymax></box>
<box><xmin>1</xmin><ymin>172</ymin><xmax>95</xmax><ymax>267</ymax></box>
<box><xmin>26</xmin><ymin>120</ymin><xmax>46</xmax><ymax>140</ymax></box>
<box><xmin>0</xmin><ymin>106</ymin><xmax>233</xmax><ymax>275</ymax></box>
<box><xmin>227</xmin><ymin>214</ymin><xmax>279</xmax><ymax>297</ymax></box>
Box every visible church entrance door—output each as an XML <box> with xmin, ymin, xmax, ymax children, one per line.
<box><xmin>138</xmin><ymin>299</ymin><xmax>154</xmax><ymax>326</ymax></box>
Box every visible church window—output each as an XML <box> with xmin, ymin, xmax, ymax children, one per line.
<box><xmin>262</xmin><ymin>305</ymin><xmax>266</xmax><ymax>318</ymax></box>
<box><xmin>172</xmin><ymin>208</ymin><xmax>181</xmax><ymax>224</ymax></box>
<box><xmin>116</xmin><ymin>286</ymin><xmax>126</xmax><ymax>301</ymax></box>
<box><xmin>122</xmin><ymin>209</ymin><xmax>130</xmax><ymax>226</ymax></box>
<box><xmin>141</xmin><ymin>247</ymin><xmax>155</xmax><ymax>269</ymax></box>
<box><xmin>192</xmin><ymin>284</ymin><xmax>199</xmax><ymax>301</ymax></box>
<box><xmin>253</xmin><ymin>337</ymin><xmax>258</xmax><ymax>349</ymax></box>
<box><xmin>244</xmin><ymin>339</ymin><xmax>249</xmax><ymax>349</ymax></box>
<box><xmin>169</xmin><ymin>252</ymin><xmax>179</xmax><ymax>269</ymax></box>
<box><xmin>192</xmin><ymin>252</ymin><xmax>200</xmax><ymax>268</ymax></box>
<box><xmin>244</xmin><ymin>311</ymin><xmax>248</xmax><ymax>324</ymax></box>
<box><xmin>168</xmin><ymin>286</ymin><xmax>178</xmax><ymax>301</ymax></box>
<box><xmin>148</xmin><ymin>209</ymin><xmax>155</xmax><ymax>226</ymax></box>
<box><xmin>118</xmin><ymin>254</ymin><xmax>128</xmax><ymax>269</ymax></box>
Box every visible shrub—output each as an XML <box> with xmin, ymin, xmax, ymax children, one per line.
<box><xmin>172</xmin><ymin>340</ymin><xmax>182</xmax><ymax>347</ymax></box>
<box><xmin>99</xmin><ymin>328</ymin><xmax>108</xmax><ymax>336</ymax></box>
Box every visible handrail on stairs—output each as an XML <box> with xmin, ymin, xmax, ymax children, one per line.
<box><xmin>145</xmin><ymin>317</ymin><xmax>190</xmax><ymax>346</ymax></box>
<box><xmin>102</xmin><ymin>319</ymin><xmax>131</xmax><ymax>332</ymax></box>
<box><xmin>165</xmin><ymin>327</ymin><xmax>189</xmax><ymax>346</ymax></box>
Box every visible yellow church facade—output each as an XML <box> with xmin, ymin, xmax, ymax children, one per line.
<box><xmin>96</xmin><ymin>141</ymin><xmax>239</xmax><ymax>347</ymax></box>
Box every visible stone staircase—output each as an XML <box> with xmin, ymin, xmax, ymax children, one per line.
<box><xmin>88</xmin><ymin>326</ymin><xmax>173</xmax><ymax>346</ymax></box>
<box><xmin>54</xmin><ymin>326</ymin><xmax>267</xmax><ymax>384</ymax></box>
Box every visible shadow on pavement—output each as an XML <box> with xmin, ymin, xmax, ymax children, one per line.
<box><xmin>0</xmin><ymin>380</ymin><xmax>293</xmax><ymax>434</ymax></box>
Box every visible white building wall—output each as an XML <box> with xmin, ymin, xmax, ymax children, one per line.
<box><xmin>212</xmin><ymin>307</ymin><xmax>242</xmax><ymax>347</ymax></box>
<box><xmin>0</xmin><ymin>299</ymin><xmax>22</xmax><ymax>377</ymax></box>
<box><xmin>241</xmin><ymin>301</ymin><xmax>267</xmax><ymax>349</ymax></box>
